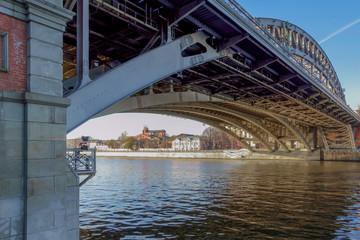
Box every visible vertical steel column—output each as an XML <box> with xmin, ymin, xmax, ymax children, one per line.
<box><xmin>76</xmin><ymin>0</ymin><xmax>91</xmax><ymax>89</ymax></box>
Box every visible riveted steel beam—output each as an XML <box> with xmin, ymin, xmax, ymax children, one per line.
<box><xmin>67</xmin><ymin>31</ymin><xmax>230</xmax><ymax>132</ymax></box>
<box><xmin>251</xmin><ymin>57</ymin><xmax>278</xmax><ymax>72</ymax></box>
<box><xmin>270</xmin><ymin>115</ymin><xmax>312</xmax><ymax>152</ymax></box>
<box><xmin>218</xmin><ymin>33</ymin><xmax>249</xmax><ymax>51</ymax></box>
<box><xmin>170</xmin><ymin>1</ymin><xmax>206</xmax><ymax>28</ymax></box>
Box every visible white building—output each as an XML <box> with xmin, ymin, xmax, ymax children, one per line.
<box><xmin>172</xmin><ymin>136</ymin><xmax>203</xmax><ymax>151</ymax></box>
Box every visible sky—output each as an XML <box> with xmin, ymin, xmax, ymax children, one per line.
<box><xmin>67</xmin><ymin>0</ymin><xmax>360</xmax><ymax>140</ymax></box>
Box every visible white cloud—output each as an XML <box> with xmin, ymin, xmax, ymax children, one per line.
<box><xmin>320</xmin><ymin>17</ymin><xmax>360</xmax><ymax>44</ymax></box>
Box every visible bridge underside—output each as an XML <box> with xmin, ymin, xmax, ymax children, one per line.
<box><xmin>95</xmin><ymin>88</ymin><xmax>353</xmax><ymax>154</ymax></box>
<box><xmin>63</xmin><ymin>0</ymin><xmax>360</xmax><ymax>154</ymax></box>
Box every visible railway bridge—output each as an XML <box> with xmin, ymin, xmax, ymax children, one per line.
<box><xmin>1</xmin><ymin>0</ymin><xmax>360</xmax><ymax>239</ymax></box>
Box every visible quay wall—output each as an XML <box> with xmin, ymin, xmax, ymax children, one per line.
<box><xmin>96</xmin><ymin>149</ymin><xmax>360</xmax><ymax>161</ymax></box>
<box><xmin>324</xmin><ymin>151</ymin><xmax>360</xmax><ymax>161</ymax></box>
<box><xmin>96</xmin><ymin>150</ymin><xmax>313</xmax><ymax>160</ymax></box>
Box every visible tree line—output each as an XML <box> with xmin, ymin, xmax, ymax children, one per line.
<box><xmin>103</xmin><ymin>127</ymin><xmax>243</xmax><ymax>150</ymax></box>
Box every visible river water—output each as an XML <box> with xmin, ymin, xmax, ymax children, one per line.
<box><xmin>79</xmin><ymin>158</ymin><xmax>360</xmax><ymax>239</ymax></box>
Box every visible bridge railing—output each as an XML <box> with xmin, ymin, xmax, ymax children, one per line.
<box><xmin>223</xmin><ymin>0</ymin><xmax>345</xmax><ymax>103</ymax></box>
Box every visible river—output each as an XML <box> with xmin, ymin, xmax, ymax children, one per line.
<box><xmin>79</xmin><ymin>158</ymin><xmax>360</xmax><ymax>239</ymax></box>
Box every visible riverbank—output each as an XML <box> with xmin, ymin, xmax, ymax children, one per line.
<box><xmin>95</xmin><ymin>150</ymin><xmax>316</xmax><ymax>160</ymax></box>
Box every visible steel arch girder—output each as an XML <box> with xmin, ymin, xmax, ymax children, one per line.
<box><xmin>197</xmin><ymin>102</ymin><xmax>290</xmax><ymax>152</ymax></box>
<box><xmin>142</xmin><ymin>106</ymin><xmax>274</xmax><ymax>151</ymax></box>
<box><xmin>270</xmin><ymin>114</ymin><xmax>312</xmax><ymax>152</ymax></box>
<box><xmin>152</xmin><ymin>102</ymin><xmax>289</xmax><ymax>152</ymax></box>
<box><xmin>66</xmin><ymin>31</ymin><xmax>230</xmax><ymax>132</ymax></box>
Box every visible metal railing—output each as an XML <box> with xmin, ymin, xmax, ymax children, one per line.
<box><xmin>66</xmin><ymin>148</ymin><xmax>97</xmax><ymax>186</ymax></box>
<box><xmin>223</xmin><ymin>0</ymin><xmax>345</xmax><ymax>102</ymax></box>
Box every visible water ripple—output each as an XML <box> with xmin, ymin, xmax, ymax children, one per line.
<box><xmin>80</xmin><ymin>159</ymin><xmax>360</xmax><ymax>239</ymax></box>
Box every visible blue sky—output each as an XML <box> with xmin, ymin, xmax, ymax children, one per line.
<box><xmin>239</xmin><ymin>0</ymin><xmax>360</xmax><ymax>109</ymax></box>
<box><xmin>67</xmin><ymin>0</ymin><xmax>360</xmax><ymax>139</ymax></box>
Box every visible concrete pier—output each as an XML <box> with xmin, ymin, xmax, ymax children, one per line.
<box><xmin>0</xmin><ymin>1</ymin><xmax>77</xmax><ymax>239</ymax></box>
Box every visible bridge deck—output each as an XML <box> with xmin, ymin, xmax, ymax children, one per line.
<box><xmin>62</xmin><ymin>0</ymin><xmax>360</xmax><ymax>152</ymax></box>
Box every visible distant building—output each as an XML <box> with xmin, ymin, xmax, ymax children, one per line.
<box><xmin>172</xmin><ymin>136</ymin><xmax>204</xmax><ymax>151</ymax></box>
<box><xmin>135</xmin><ymin>127</ymin><xmax>167</xmax><ymax>140</ymax></box>
<box><xmin>134</xmin><ymin>126</ymin><xmax>170</xmax><ymax>148</ymax></box>
<box><xmin>89</xmin><ymin>140</ymin><xmax>109</xmax><ymax>151</ymax></box>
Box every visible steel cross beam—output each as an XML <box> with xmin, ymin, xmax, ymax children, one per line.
<box><xmin>67</xmin><ymin>31</ymin><xmax>230</xmax><ymax>132</ymax></box>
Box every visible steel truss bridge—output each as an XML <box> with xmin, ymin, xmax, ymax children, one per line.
<box><xmin>63</xmin><ymin>0</ymin><xmax>360</xmax><ymax>154</ymax></box>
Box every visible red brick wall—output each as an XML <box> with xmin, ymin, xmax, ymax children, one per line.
<box><xmin>0</xmin><ymin>13</ymin><xmax>26</xmax><ymax>92</ymax></box>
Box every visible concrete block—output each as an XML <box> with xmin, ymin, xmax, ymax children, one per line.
<box><xmin>54</xmin><ymin>107</ymin><xmax>66</xmax><ymax>124</ymax></box>
<box><xmin>55</xmin><ymin>175</ymin><xmax>67</xmax><ymax>193</ymax></box>
<box><xmin>27</xmin><ymin>227</ymin><xmax>66</xmax><ymax>240</ymax></box>
<box><xmin>65</xmin><ymin>186</ymin><xmax>79</xmax><ymax>202</ymax></box>
<box><xmin>23</xmin><ymin>92</ymin><xmax>70</xmax><ymax>108</ymax></box>
<box><xmin>26</xmin><ymin>210</ymin><xmax>54</xmax><ymax>234</ymax></box>
<box><xmin>54</xmin><ymin>209</ymin><xmax>66</xmax><ymax>228</ymax></box>
<box><xmin>28</xmin><ymin>75</ymin><xmax>63</xmax><ymax>97</ymax></box>
<box><xmin>28</xmin><ymin>38</ymin><xmax>63</xmax><ymax>64</ymax></box>
<box><xmin>0</xmin><ymin>0</ymin><xmax>26</xmax><ymax>20</ymax></box>
<box><xmin>27</xmin><ymin>141</ymin><xmax>54</xmax><ymax>159</ymax></box>
<box><xmin>29</xmin><ymin>57</ymin><xmax>62</xmax><ymax>81</ymax></box>
<box><xmin>55</xmin><ymin>141</ymin><xmax>66</xmax><ymax>159</ymax></box>
<box><xmin>65</xmin><ymin>214</ymin><xmax>79</xmax><ymax>229</ymax></box>
<box><xmin>26</xmin><ymin>195</ymin><xmax>66</xmax><ymax>215</ymax></box>
<box><xmin>2</xmin><ymin>122</ymin><xmax>23</xmax><ymax>141</ymax></box>
<box><xmin>27</xmin><ymin>104</ymin><xmax>54</xmax><ymax>123</ymax></box>
<box><xmin>67</xmin><ymin>228</ymin><xmax>79</xmax><ymax>240</ymax></box>
<box><xmin>28</xmin><ymin>122</ymin><xmax>66</xmax><ymax>142</ymax></box>
<box><xmin>6</xmin><ymin>235</ymin><xmax>24</xmax><ymax>240</ymax></box>
<box><xmin>28</xmin><ymin>159</ymin><xmax>67</xmax><ymax>178</ymax></box>
<box><xmin>10</xmin><ymin>216</ymin><xmax>23</xmax><ymax>237</ymax></box>
<box><xmin>0</xmin><ymin>198</ymin><xmax>22</xmax><ymax>218</ymax></box>
<box><xmin>28</xmin><ymin>122</ymin><xmax>52</xmax><ymax>141</ymax></box>
<box><xmin>0</xmin><ymin>217</ymin><xmax>10</xmax><ymax>238</ymax></box>
<box><xmin>66</xmin><ymin>172</ymin><xmax>78</xmax><ymax>186</ymax></box>
<box><xmin>5</xmin><ymin>141</ymin><xmax>23</xmax><ymax>160</ymax></box>
<box><xmin>0</xmin><ymin>178</ymin><xmax>23</xmax><ymax>199</ymax></box>
<box><xmin>28</xmin><ymin>22</ymin><xmax>63</xmax><ymax>47</ymax></box>
<box><xmin>65</xmin><ymin>200</ymin><xmax>78</xmax><ymax>217</ymax></box>
<box><xmin>27</xmin><ymin>6</ymin><xmax>68</xmax><ymax>32</ymax></box>
<box><xmin>0</xmin><ymin>140</ymin><xmax>4</xmax><ymax>162</ymax></box>
<box><xmin>1</xmin><ymin>102</ymin><xmax>23</xmax><ymax>122</ymax></box>
<box><xmin>27</xmin><ymin>177</ymin><xmax>54</xmax><ymax>197</ymax></box>
<box><xmin>0</xmin><ymin>160</ymin><xmax>23</xmax><ymax>180</ymax></box>
<box><xmin>52</xmin><ymin>124</ymin><xmax>66</xmax><ymax>141</ymax></box>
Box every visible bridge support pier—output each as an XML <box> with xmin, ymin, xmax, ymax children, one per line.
<box><xmin>0</xmin><ymin>1</ymin><xmax>78</xmax><ymax>240</ymax></box>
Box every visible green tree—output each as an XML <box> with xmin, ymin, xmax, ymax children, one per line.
<box><xmin>124</xmin><ymin>137</ymin><xmax>135</xmax><ymax>149</ymax></box>
<box><xmin>107</xmin><ymin>139</ymin><xmax>116</xmax><ymax>149</ymax></box>
<box><xmin>117</xmin><ymin>131</ymin><xmax>128</xmax><ymax>142</ymax></box>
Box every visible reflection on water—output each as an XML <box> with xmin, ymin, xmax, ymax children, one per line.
<box><xmin>80</xmin><ymin>158</ymin><xmax>360</xmax><ymax>239</ymax></box>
